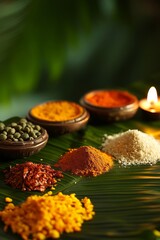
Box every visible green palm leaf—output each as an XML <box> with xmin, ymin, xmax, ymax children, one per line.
<box><xmin>0</xmin><ymin>118</ymin><xmax>160</xmax><ymax>239</ymax></box>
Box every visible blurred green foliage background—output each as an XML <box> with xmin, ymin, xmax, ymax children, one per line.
<box><xmin>1</xmin><ymin>0</ymin><xmax>160</xmax><ymax>119</ymax></box>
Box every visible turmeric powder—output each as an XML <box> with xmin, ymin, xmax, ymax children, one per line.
<box><xmin>55</xmin><ymin>146</ymin><xmax>113</xmax><ymax>176</ymax></box>
<box><xmin>5</xmin><ymin>197</ymin><xmax>12</xmax><ymax>203</ymax></box>
<box><xmin>0</xmin><ymin>192</ymin><xmax>95</xmax><ymax>240</ymax></box>
<box><xmin>30</xmin><ymin>101</ymin><xmax>84</xmax><ymax>122</ymax></box>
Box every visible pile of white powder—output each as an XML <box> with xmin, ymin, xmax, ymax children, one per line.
<box><xmin>101</xmin><ymin>129</ymin><xmax>160</xmax><ymax>166</ymax></box>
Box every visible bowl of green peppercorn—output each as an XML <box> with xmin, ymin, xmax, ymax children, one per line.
<box><xmin>0</xmin><ymin>118</ymin><xmax>49</xmax><ymax>159</ymax></box>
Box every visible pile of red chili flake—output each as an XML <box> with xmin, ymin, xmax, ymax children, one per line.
<box><xmin>4</xmin><ymin>162</ymin><xmax>63</xmax><ymax>192</ymax></box>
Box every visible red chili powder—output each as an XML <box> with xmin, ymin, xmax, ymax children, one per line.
<box><xmin>85</xmin><ymin>90</ymin><xmax>135</xmax><ymax>108</ymax></box>
<box><xmin>54</xmin><ymin>146</ymin><xmax>113</xmax><ymax>177</ymax></box>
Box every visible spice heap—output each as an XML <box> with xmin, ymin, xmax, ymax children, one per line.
<box><xmin>55</xmin><ymin>146</ymin><xmax>113</xmax><ymax>176</ymax></box>
<box><xmin>4</xmin><ymin>162</ymin><xmax>63</xmax><ymax>191</ymax></box>
<box><xmin>30</xmin><ymin>101</ymin><xmax>84</xmax><ymax>122</ymax></box>
<box><xmin>85</xmin><ymin>90</ymin><xmax>136</xmax><ymax>107</ymax></box>
<box><xmin>0</xmin><ymin>118</ymin><xmax>42</xmax><ymax>142</ymax></box>
<box><xmin>0</xmin><ymin>192</ymin><xmax>95</xmax><ymax>240</ymax></box>
<box><xmin>101</xmin><ymin>129</ymin><xmax>160</xmax><ymax>166</ymax></box>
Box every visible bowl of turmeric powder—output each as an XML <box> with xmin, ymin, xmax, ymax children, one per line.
<box><xmin>80</xmin><ymin>89</ymin><xmax>139</xmax><ymax>122</ymax></box>
<box><xmin>27</xmin><ymin>100</ymin><xmax>90</xmax><ymax>135</ymax></box>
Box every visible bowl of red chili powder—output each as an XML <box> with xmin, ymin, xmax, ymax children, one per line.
<box><xmin>80</xmin><ymin>89</ymin><xmax>139</xmax><ymax>122</ymax></box>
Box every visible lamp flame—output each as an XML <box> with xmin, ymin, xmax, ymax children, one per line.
<box><xmin>147</xmin><ymin>86</ymin><xmax>158</xmax><ymax>106</ymax></box>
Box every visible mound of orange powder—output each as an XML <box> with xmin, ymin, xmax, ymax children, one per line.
<box><xmin>55</xmin><ymin>146</ymin><xmax>113</xmax><ymax>176</ymax></box>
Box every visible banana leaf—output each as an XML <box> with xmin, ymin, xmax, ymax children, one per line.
<box><xmin>0</xmin><ymin>117</ymin><xmax>160</xmax><ymax>240</ymax></box>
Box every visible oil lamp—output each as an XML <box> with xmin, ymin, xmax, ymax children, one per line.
<box><xmin>139</xmin><ymin>86</ymin><xmax>160</xmax><ymax>120</ymax></box>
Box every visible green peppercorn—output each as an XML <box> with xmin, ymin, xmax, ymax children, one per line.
<box><xmin>27</xmin><ymin>121</ymin><xmax>33</xmax><ymax>126</ymax></box>
<box><xmin>0</xmin><ymin>118</ymin><xmax>43</xmax><ymax>142</ymax></box>
<box><xmin>19</xmin><ymin>138</ymin><xmax>24</xmax><ymax>142</ymax></box>
<box><xmin>29</xmin><ymin>128</ymin><xmax>34</xmax><ymax>133</ymax></box>
<box><xmin>19</xmin><ymin>118</ymin><xmax>27</xmax><ymax>124</ymax></box>
<box><xmin>24</xmin><ymin>126</ymin><xmax>31</xmax><ymax>133</ymax></box>
<box><xmin>4</xmin><ymin>126</ymin><xmax>12</xmax><ymax>132</ymax></box>
<box><xmin>33</xmin><ymin>129</ymin><xmax>39</xmax><ymax>134</ymax></box>
<box><xmin>8</xmin><ymin>128</ymin><xmax>16</xmax><ymax>135</ymax></box>
<box><xmin>8</xmin><ymin>134</ymin><xmax>13</xmax><ymax>139</ymax></box>
<box><xmin>21</xmin><ymin>133</ymin><xmax>29</xmax><ymax>140</ymax></box>
<box><xmin>32</xmin><ymin>133</ymin><xmax>37</xmax><ymax>139</ymax></box>
<box><xmin>14</xmin><ymin>132</ymin><xmax>21</xmax><ymax>139</ymax></box>
<box><xmin>13</xmin><ymin>138</ymin><xmax>18</xmax><ymax>142</ymax></box>
<box><xmin>35</xmin><ymin>125</ymin><xmax>41</xmax><ymax>131</ymax></box>
<box><xmin>21</xmin><ymin>122</ymin><xmax>26</xmax><ymax>129</ymax></box>
<box><xmin>0</xmin><ymin>122</ymin><xmax>5</xmax><ymax>131</ymax></box>
<box><xmin>11</xmin><ymin>122</ymin><xmax>17</xmax><ymax>127</ymax></box>
<box><xmin>0</xmin><ymin>133</ymin><xmax>7</xmax><ymax>141</ymax></box>
<box><xmin>29</xmin><ymin>137</ymin><xmax>34</xmax><ymax>141</ymax></box>
<box><xmin>36</xmin><ymin>132</ymin><xmax>41</xmax><ymax>137</ymax></box>
<box><xmin>15</xmin><ymin>125</ymin><xmax>22</xmax><ymax>131</ymax></box>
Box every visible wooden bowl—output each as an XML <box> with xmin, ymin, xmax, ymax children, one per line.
<box><xmin>80</xmin><ymin>89</ymin><xmax>139</xmax><ymax>122</ymax></box>
<box><xmin>0</xmin><ymin>127</ymin><xmax>48</xmax><ymax>159</ymax></box>
<box><xmin>27</xmin><ymin>101</ymin><xmax>90</xmax><ymax>135</ymax></box>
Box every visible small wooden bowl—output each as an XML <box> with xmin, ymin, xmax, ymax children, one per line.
<box><xmin>27</xmin><ymin>101</ymin><xmax>90</xmax><ymax>135</ymax></box>
<box><xmin>0</xmin><ymin>127</ymin><xmax>48</xmax><ymax>159</ymax></box>
<box><xmin>80</xmin><ymin>89</ymin><xmax>139</xmax><ymax>122</ymax></box>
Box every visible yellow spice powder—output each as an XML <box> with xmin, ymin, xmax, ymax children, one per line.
<box><xmin>30</xmin><ymin>101</ymin><xmax>84</xmax><ymax>122</ymax></box>
<box><xmin>0</xmin><ymin>192</ymin><xmax>95</xmax><ymax>240</ymax></box>
<box><xmin>5</xmin><ymin>197</ymin><xmax>12</xmax><ymax>203</ymax></box>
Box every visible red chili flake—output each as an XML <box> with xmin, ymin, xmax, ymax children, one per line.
<box><xmin>4</xmin><ymin>162</ymin><xmax>63</xmax><ymax>192</ymax></box>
